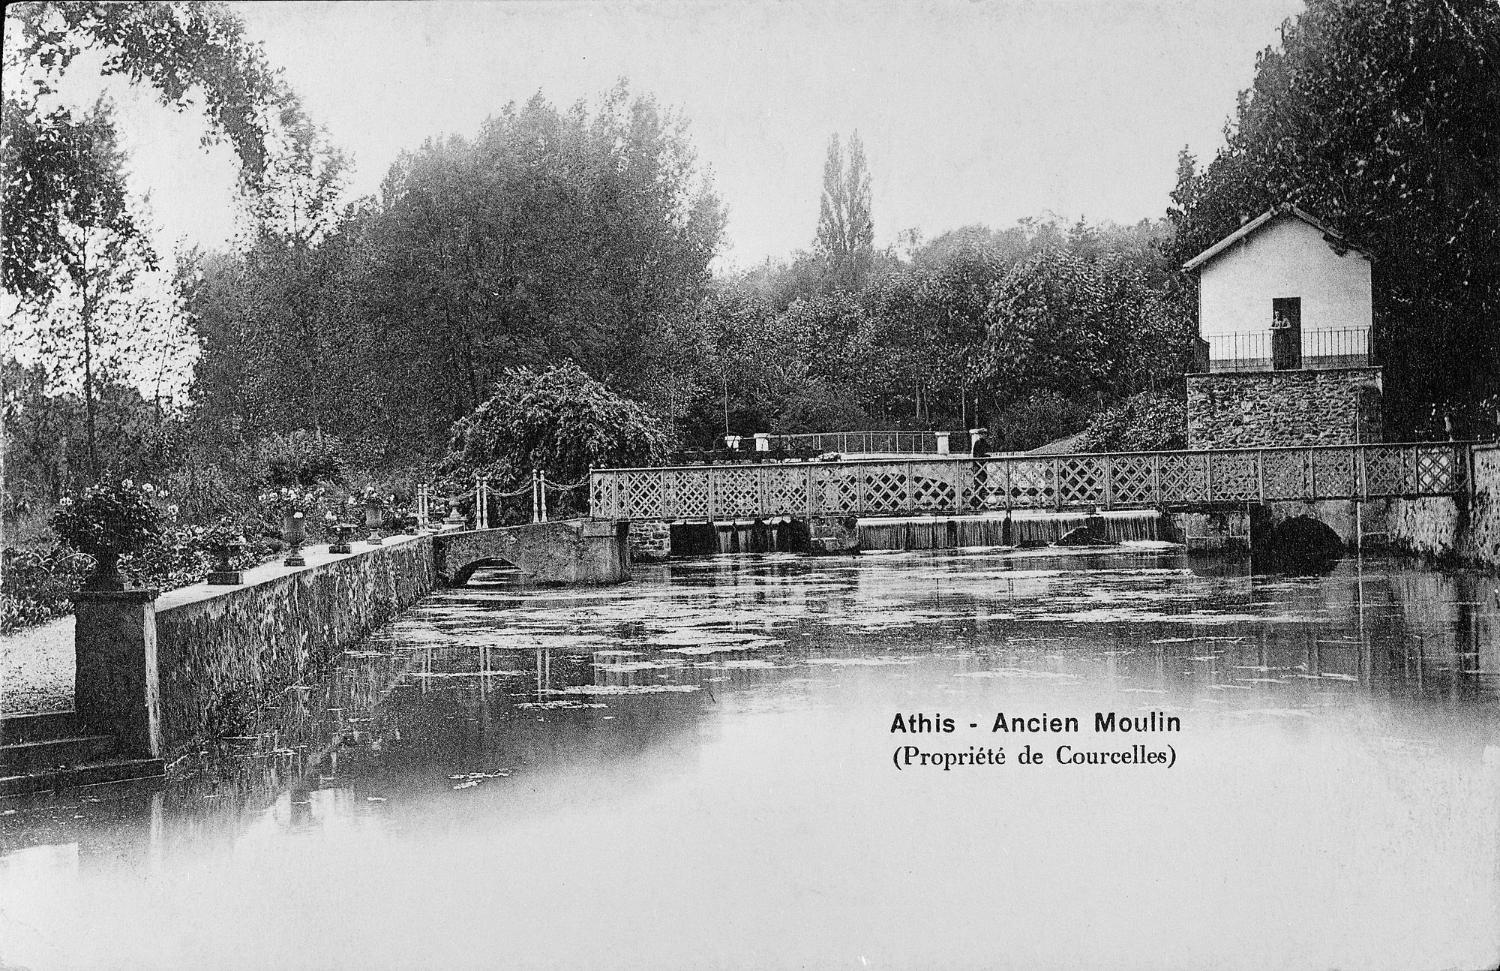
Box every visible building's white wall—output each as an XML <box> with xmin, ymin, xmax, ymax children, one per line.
<box><xmin>1199</xmin><ymin>216</ymin><xmax>1372</xmax><ymax>341</ymax></box>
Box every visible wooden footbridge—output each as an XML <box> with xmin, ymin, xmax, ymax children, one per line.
<box><xmin>588</xmin><ymin>442</ymin><xmax>1471</xmax><ymax>522</ymax></box>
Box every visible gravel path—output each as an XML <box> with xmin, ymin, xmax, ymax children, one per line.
<box><xmin>0</xmin><ymin>616</ymin><xmax>75</xmax><ymax>715</ymax></box>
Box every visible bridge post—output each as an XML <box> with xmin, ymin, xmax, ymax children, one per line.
<box><xmin>936</xmin><ymin>432</ymin><xmax>950</xmax><ymax>455</ymax></box>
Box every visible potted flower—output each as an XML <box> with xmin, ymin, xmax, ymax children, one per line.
<box><xmin>259</xmin><ymin>487</ymin><xmax>321</xmax><ymax>567</ymax></box>
<box><xmin>202</xmin><ymin>520</ymin><xmax>249</xmax><ymax>586</ymax></box>
<box><xmin>327</xmin><ymin>507</ymin><xmax>357</xmax><ymax>555</ymax></box>
<box><xmin>52</xmin><ymin>480</ymin><xmax>165</xmax><ymax>591</ymax></box>
<box><xmin>359</xmin><ymin>486</ymin><xmax>393</xmax><ymax>545</ymax></box>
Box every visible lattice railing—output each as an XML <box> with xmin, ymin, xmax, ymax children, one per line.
<box><xmin>589</xmin><ymin>443</ymin><xmax>1472</xmax><ymax>520</ymax></box>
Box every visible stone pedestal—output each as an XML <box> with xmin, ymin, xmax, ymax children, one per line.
<box><xmin>74</xmin><ymin>589</ymin><xmax>162</xmax><ymax>759</ymax></box>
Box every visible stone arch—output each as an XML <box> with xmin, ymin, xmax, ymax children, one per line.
<box><xmin>1261</xmin><ymin>514</ymin><xmax>1343</xmax><ymax>569</ymax></box>
<box><xmin>446</xmin><ymin>555</ymin><xmax>521</xmax><ymax>587</ymax></box>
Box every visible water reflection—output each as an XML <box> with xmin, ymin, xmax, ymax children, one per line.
<box><xmin>2</xmin><ymin>548</ymin><xmax>1498</xmax><ymax>970</ymax></box>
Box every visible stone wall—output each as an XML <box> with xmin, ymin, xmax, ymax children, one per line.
<box><xmin>1471</xmin><ymin>445</ymin><xmax>1500</xmax><ymax>566</ymax></box>
<box><xmin>153</xmin><ymin>536</ymin><xmax>438</xmax><ymax>756</ymax></box>
<box><xmin>1383</xmin><ymin>444</ymin><xmax>1500</xmax><ymax>570</ymax></box>
<box><xmin>629</xmin><ymin>521</ymin><xmax>672</xmax><ymax>561</ymax></box>
<box><xmin>1186</xmin><ymin>367</ymin><xmax>1383</xmax><ymax>449</ymax></box>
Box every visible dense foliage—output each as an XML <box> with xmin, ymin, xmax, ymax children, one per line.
<box><xmin>1078</xmin><ymin>390</ymin><xmax>1189</xmax><ymax>453</ymax></box>
<box><xmin>187</xmin><ymin>84</ymin><xmax>724</xmax><ymax>468</ymax></box>
<box><xmin>445</xmin><ymin>363</ymin><xmax>670</xmax><ymax>490</ymax></box>
<box><xmin>0</xmin><ymin>547</ymin><xmax>92</xmax><ymax>631</ymax></box>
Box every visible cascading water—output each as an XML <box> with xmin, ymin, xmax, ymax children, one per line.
<box><xmin>694</xmin><ymin>520</ymin><xmax>796</xmax><ymax>554</ymax></box>
<box><xmin>858</xmin><ymin>510</ymin><xmax>1164</xmax><ymax>551</ymax></box>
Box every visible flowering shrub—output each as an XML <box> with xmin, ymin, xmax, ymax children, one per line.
<box><xmin>258</xmin><ymin>486</ymin><xmax>324</xmax><ymax>515</ymax></box>
<box><xmin>118</xmin><ymin>523</ymin><xmax>264</xmax><ymax>591</ymax></box>
<box><xmin>51</xmin><ymin>479</ymin><xmax>165</xmax><ymax>557</ymax></box>
<box><xmin>356</xmin><ymin>485</ymin><xmax>394</xmax><ymax>510</ymax></box>
<box><xmin>200</xmin><ymin>519</ymin><xmax>249</xmax><ymax>552</ymax></box>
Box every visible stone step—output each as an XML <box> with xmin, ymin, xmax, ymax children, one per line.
<box><xmin>0</xmin><ymin>758</ymin><xmax>165</xmax><ymax>798</ymax></box>
<box><xmin>0</xmin><ymin>734</ymin><xmax>118</xmax><ymax>773</ymax></box>
<box><xmin>0</xmin><ymin>710</ymin><xmax>81</xmax><ymax>744</ymax></box>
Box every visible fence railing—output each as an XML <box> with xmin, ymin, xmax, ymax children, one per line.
<box><xmin>415</xmin><ymin>472</ymin><xmax>591</xmax><ymax>530</ymax></box>
<box><xmin>1204</xmin><ymin>327</ymin><xmax>1373</xmax><ymax>373</ymax></box>
<box><xmin>589</xmin><ymin>442</ymin><xmax>1470</xmax><ymax>521</ymax></box>
<box><xmin>730</xmin><ymin>430</ymin><xmax>968</xmax><ymax>455</ymax></box>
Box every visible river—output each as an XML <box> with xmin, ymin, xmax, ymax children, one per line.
<box><xmin>2</xmin><ymin>547</ymin><xmax>1498</xmax><ymax>969</ymax></box>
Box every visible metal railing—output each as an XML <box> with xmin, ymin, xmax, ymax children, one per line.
<box><xmin>589</xmin><ymin>442</ymin><xmax>1470</xmax><ymax>521</ymax></box>
<box><xmin>415</xmin><ymin>472</ymin><xmax>591</xmax><ymax>530</ymax></box>
<box><xmin>730</xmin><ymin>430</ymin><xmax>967</xmax><ymax>455</ymax></box>
<box><xmin>1203</xmin><ymin>327</ymin><xmax>1373</xmax><ymax>373</ymax></box>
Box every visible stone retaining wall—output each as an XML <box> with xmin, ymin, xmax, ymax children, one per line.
<box><xmin>153</xmin><ymin>536</ymin><xmax>437</xmax><ymax>756</ymax></box>
<box><xmin>1383</xmin><ymin>444</ymin><xmax>1500</xmax><ymax>570</ymax></box>
<box><xmin>1186</xmin><ymin>367</ymin><xmax>1383</xmax><ymax>449</ymax></box>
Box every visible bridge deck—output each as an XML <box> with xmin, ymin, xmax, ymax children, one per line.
<box><xmin>590</xmin><ymin>442</ymin><xmax>1470</xmax><ymax>522</ymax></box>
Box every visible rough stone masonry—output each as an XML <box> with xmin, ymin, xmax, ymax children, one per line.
<box><xmin>1186</xmin><ymin>367</ymin><xmax>1384</xmax><ymax>449</ymax></box>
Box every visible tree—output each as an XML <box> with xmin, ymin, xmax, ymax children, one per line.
<box><xmin>3</xmin><ymin>1</ymin><xmax>303</xmax><ymax>300</ymax></box>
<box><xmin>814</xmin><ymin>131</ymin><xmax>875</xmax><ymax>289</ymax></box>
<box><xmin>3</xmin><ymin>1</ymin><xmax>319</xmax><ymax>484</ymax></box>
<box><xmin>1166</xmin><ymin>0</ymin><xmax>1500</xmax><ymax>434</ymax></box>
<box><xmin>444</xmin><ymin>363</ymin><xmax>670</xmax><ymax>492</ymax></box>
<box><xmin>3</xmin><ymin>101</ymin><xmax>164</xmax><ymax>479</ymax></box>
<box><xmin>1079</xmin><ymin>390</ymin><xmax>1188</xmax><ymax>452</ymax></box>
<box><xmin>979</xmin><ymin>245</ymin><xmax>1192</xmax><ymax>417</ymax></box>
<box><xmin>188</xmin><ymin>83</ymin><xmax>724</xmax><ymax>467</ymax></box>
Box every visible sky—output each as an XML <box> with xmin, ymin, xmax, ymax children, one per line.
<box><xmin>50</xmin><ymin>0</ymin><xmax>1305</xmax><ymax>271</ymax></box>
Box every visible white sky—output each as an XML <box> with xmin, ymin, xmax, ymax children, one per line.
<box><xmin>58</xmin><ymin>0</ymin><xmax>1305</xmax><ymax>270</ymax></box>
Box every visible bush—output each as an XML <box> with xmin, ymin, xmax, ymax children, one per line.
<box><xmin>988</xmin><ymin>393</ymin><xmax>1093</xmax><ymax>451</ymax></box>
<box><xmin>256</xmin><ymin>429</ymin><xmax>347</xmax><ymax>488</ymax></box>
<box><xmin>445</xmin><ymin>362</ymin><xmax>670</xmax><ymax>494</ymax></box>
<box><xmin>1079</xmin><ymin>390</ymin><xmax>1188</xmax><ymax>452</ymax></box>
<box><xmin>0</xmin><ymin>546</ymin><xmax>92</xmax><ymax>632</ymax></box>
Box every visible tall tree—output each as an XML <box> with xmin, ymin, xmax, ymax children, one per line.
<box><xmin>814</xmin><ymin>131</ymin><xmax>874</xmax><ymax>289</ymax></box>
<box><xmin>2</xmin><ymin>1</ymin><xmax>301</xmax><ymax>300</ymax></box>
<box><xmin>3</xmin><ymin>1</ymin><xmax>316</xmax><ymax>481</ymax></box>
<box><xmin>3</xmin><ymin>102</ymin><xmax>161</xmax><ymax>478</ymax></box>
<box><xmin>187</xmin><ymin>82</ymin><xmax>724</xmax><ymax>467</ymax></box>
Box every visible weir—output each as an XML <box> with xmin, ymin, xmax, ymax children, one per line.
<box><xmin>857</xmin><ymin>510</ymin><xmax>1164</xmax><ymax>551</ymax></box>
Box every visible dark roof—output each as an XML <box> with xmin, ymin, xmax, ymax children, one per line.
<box><xmin>1182</xmin><ymin>203</ymin><xmax>1373</xmax><ymax>272</ymax></box>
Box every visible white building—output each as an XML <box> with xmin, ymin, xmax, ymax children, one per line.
<box><xmin>1183</xmin><ymin>204</ymin><xmax>1373</xmax><ymax>371</ymax></box>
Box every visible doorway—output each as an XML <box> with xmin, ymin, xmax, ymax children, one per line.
<box><xmin>1271</xmin><ymin>297</ymin><xmax>1302</xmax><ymax>370</ymax></box>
